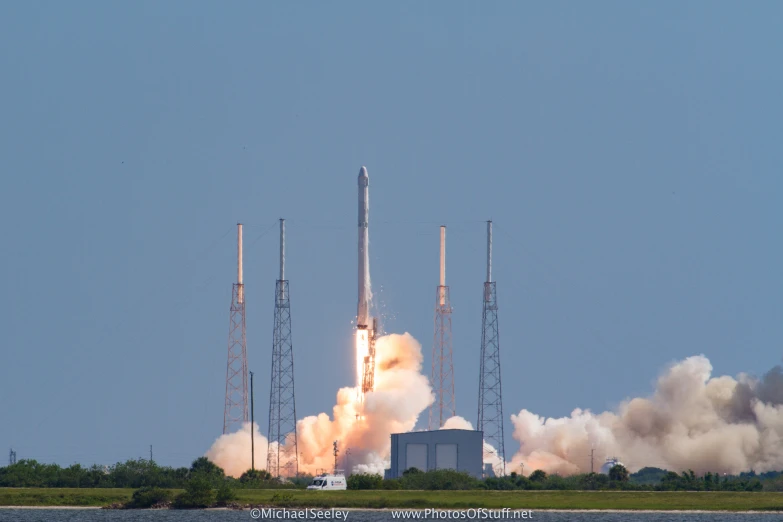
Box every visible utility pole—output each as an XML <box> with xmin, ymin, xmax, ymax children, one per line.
<box><xmin>149</xmin><ymin>445</ymin><xmax>153</xmax><ymax>464</ymax></box>
<box><xmin>250</xmin><ymin>370</ymin><xmax>256</xmax><ymax>471</ymax></box>
<box><xmin>333</xmin><ymin>441</ymin><xmax>339</xmax><ymax>474</ymax></box>
<box><xmin>345</xmin><ymin>448</ymin><xmax>352</xmax><ymax>477</ymax></box>
<box><xmin>590</xmin><ymin>448</ymin><xmax>595</xmax><ymax>474</ymax></box>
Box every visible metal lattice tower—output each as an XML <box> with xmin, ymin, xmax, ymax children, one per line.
<box><xmin>224</xmin><ymin>223</ymin><xmax>249</xmax><ymax>434</ymax></box>
<box><xmin>429</xmin><ymin>226</ymin><xmax>455</xmax><ymax>430</ymax></box>
<box><xmin>477</xmin><ymin>220</ymin><xmax>506</xmax><ymax>475</ymax></box>
<box><xmin>267</xmin><ymin>219</ymin><xmax>299</xmax><ymax>478</ymax></box>
<box><xmin>8</xmin><ymin>448</ymin><xmax>17</xmax><ymax>466</ymax></box>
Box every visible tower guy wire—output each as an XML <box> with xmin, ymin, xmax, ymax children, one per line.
<box><xmin>267</xmin><ymin>219</ymin><xmax>299</xmax><ymax>478</ymax></box>
<box><xmin>224</xmin><ymin>224</ymin><xmax>249</xmax><ymax>434</ymax></box>
<box><xmin>477</xmin><ymin>220</ymin><xmax>506</xmax><ymax>476</ymax></box>
<box><xmin>429</xmin><ymin>225</ymin><xmax>455</xmax><ymax>430</ymax></box>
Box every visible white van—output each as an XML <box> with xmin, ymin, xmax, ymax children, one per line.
<box><xmin>307</xmin><ymin>473</ymin><xmax>347</xmax><ymax>490</ymax></box>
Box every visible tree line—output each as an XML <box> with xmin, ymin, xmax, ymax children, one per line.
<box><xmin>347</xmin><ymin>465</ymin><xmax>772</xmax><ymax>492</ymax></box>
<box><xmin>0</xmin><ymin>457</ymin><xmax>303</xmax><ymax>490</ymax></box>
<box><xmin>1</xmin><ymin>458</ymin><xmax>779</xmax><ymax>492</ymax></box>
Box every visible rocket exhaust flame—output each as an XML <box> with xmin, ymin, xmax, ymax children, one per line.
<box><xmin>355</xmin><ymin>329</ymin><xmax>369</xmax><ymax>387</ymax></box>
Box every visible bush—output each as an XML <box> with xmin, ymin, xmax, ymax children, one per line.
<box><xmin>528</xmin><ymin>470</ymin><xmax>547</xmax><ymax>482</ymax></box>
<box><xmin>347</xmin><ymin>473</ymin><xmax>383</xmax><ymax>490</ymax></box>
<box><xmin>173</xmin><ymin>473</ymin><xmax>215</xmax><ymax>509</ymax></box>
<box><xmin>125</xmin><ymin>486</ymin><xmax>171</xmax><ymax>508</ymax></box>
<box><xmin>382</xmin><ymin>478</ymin><xmax>402</xmax><ymax>490</ymax></box>
<box><xmin>484</xmin><ymin>477</ymin><xmax>516</xmax><ymax>490</ymax></box>
<box><xmin>400</xmin><ymin>469</ymin><xmax>479</xmax><ymax>490</ymax></box>
<box><xmin>215</xmin><ymin>481</ymin><xmax>236</xmax><ymax>506</ymax></box>
<box><xmin>240</xmin><ymin>469</ymin><xmax>272</xmax><ymax>482</ymax></box>
<box><xmin>544</xmin><ymin>475</ymin><xmax>569</xmax><ymax>490</ymax></box>
<box><xmin>289</xmin><ymin>475</ymin><xmax>314</xmax><ymax>488</ymax></box>
<box><xmin>609</xmin><ymin>464</ymin><xmax>629</xmax><ymax>483</ymax></box>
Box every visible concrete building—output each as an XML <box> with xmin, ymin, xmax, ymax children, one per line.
<box><xmin>384</xmin><ymin>429</ymin><xmax>483</xmax><ymax>479</ymax></box>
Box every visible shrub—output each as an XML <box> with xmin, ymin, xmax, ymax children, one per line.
<box><xmin>528</xmin><ymin>470</ymin><xmax>547</xmax><ymax>482</ymax></box>
<box><xmin>215</xmin><ymin>481</ymin><xmax>236</xmax><ymax>506</ymax></box>
<box><xmin>347</xmin><ymin>473</ymin><xmax>383</xmax><ymax>490</ymax></box>
<box><xmin>400</xmin><ymin>469</ymin><xmax>479</xmax><ymax>490</ymax></box>
<box><xmin>125</xmin><ymin>486</ymin><xmax>171</xmax><ymax>509</ymax></box>
<box><xmin>240</xmin><ymin>469</ymin><xmax>272</xmax><ymax>482</ymax></box>
<box><xmin>382</xmin><ymin>478</ymin><xmax>402</xmax><ymax>490</ymax></box>
<box><xmin>173</xmin><ymin>473</ymin><xmax>215</xmax><ymax>509</ymax></box>
<box><xmin>484</xmin><ymin>477</ymin><xmax>517</xmax><ymax>490</ymax></box>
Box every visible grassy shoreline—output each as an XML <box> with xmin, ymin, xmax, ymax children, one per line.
<box><xmin>2</xmin><ymin>488</ymin><xmax>782</xmax><ymax>511</ymax></box>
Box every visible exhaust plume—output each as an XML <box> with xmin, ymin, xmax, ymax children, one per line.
<box><xmin>206</xmin><ymin>332</ymin><xmax>434</xmax><ymax>477</ymax></box>
<box><xmin>439</xmin><ymin>416</ymin><xmax>505</xmax><ymax>476</ymax></box>
<box><xmin>205</xmin><ymin>422</ymin><xmax>268</xmax><ymax>478</ymax></box>
<box><xmin>508</xmin><ymin>355</ymin><xmax>783</xmax><ymax>476</ymax></box>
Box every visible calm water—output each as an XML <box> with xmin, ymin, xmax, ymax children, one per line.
<box><xmin>1</xmin><ymin>510</ymin><xmax>782</xmax><ymax>522</ymax></box>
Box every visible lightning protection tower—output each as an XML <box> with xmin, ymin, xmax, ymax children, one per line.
<box><xmin>224</xmin><ymin>223</ymin><xmax>249</xmax><ymax>434</ymax></box>
<box><xmin>267</xmin><ymin>219</ymin><xmax>299</xmax><ymax>478</ymax></box>
<box><xmin>477</xmin><ymin>220</ymin><xmax>506</xmax><ymax>475</ymax></box>
<box><xmin>429</xmin><ymin>226</ymin><xmax>455</xmax><ymax>430</ymax></box>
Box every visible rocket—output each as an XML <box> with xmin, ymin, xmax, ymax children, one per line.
<box><xmin>356</xmin><ymin>166</ymin><xmax>377</xmax><ymax>394</ymax></box>
<box><xmin>357</xmin><ymin>166</ymin><xmax>371</xmax><ymax>328</ymax></box>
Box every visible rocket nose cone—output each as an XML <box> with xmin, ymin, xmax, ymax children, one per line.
<box><xmin>358</xmin><ymin>166</ymin><xmax>368</xmax><ymax>178</ymax></box>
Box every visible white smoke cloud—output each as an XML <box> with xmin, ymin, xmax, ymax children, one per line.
<box><xmin>205</xmin><ymin>422</ymin><xmax>269</xmax><ymax>478</ymax></box>
<box><xmin>206</xmin><ymin>332</ymin><xmax>434</xmax><ymax>478</ymax></box>
<box><xmin>207</xmin><ymin>332</ymin><xmax>783</xmax><ymax>480</ymax></box>
<box><xmin>508</xmin><ymin>355</ymin><xmax>783</xmax><ymax>476</ymax></box>
<box><xmin>439</xmin><ymin>416</ymin><xmax>505</xmax><ymax>476</ymax></box>
<box><xmin>441</xmin><ymin>416</ymin><xmax>473</xmax><ymax>430</ymax></box>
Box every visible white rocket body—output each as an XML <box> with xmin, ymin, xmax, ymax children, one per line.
<box><xmin>357</xmin><ymin>166</ymin><xmax>371</xmax><ymax>328</ymax></box>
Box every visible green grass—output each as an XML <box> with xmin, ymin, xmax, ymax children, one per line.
<box><xmin>0</xmin><ymin>488</ymin><xmax>136</xmax><ymax>507</ymax></box>
<box><xmin>233</xmin><ymin>490</ymin><xmax>783</xmax><ymax>511</ymax></box>
<box><xmin>2</xmin><ymin>488</ymin><xmax>783</xmax><ymax>511</ymax></box>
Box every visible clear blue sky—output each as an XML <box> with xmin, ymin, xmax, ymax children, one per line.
<box><xmin>0</xmin><ymin>1</ymin><xmax>780</xmax><ymax>468</ymax></box>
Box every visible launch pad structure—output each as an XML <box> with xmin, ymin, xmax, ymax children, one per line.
<box><xmin>223</xmin><ymin>224</ymin><xmax>249</xmax><ymax>435</ymax></box>
<box><xmin>267</xmin><ymin>219</ymin><xmax>299</xmax><ymax>478</ymax></box>
<box><xmin>429</xmin><ymin>225</ymin><xmax>455</xmax><ymax>429</ymax></box>
<box><xmin>477</xmin><ymin>220</ymin><xmax>506</xmax><ymax>475</ymax></box>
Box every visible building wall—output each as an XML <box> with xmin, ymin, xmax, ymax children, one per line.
<box><xmin>385</xmin><ymin>429</ymin><xmax>483</xmax><ymax>479</ymax></box>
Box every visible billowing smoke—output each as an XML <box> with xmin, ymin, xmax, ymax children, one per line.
<box><xmin>440</xmin><ymin>416</ymin><xmax>505</xmax><ymax>476</ymax></box>
<box><xmin>206</xmin><ymin>332</ymin><xmax>434</xmax><ymax>477</ymax></box>
<box><xmin>508</xmin><ymin>355</ymin><xmax>783</xmax><ymax>476</ymax></box>
<box><xmin>205</xmin><ymin>422</ymin><xmax>269</xmax><ymax>478</ymax></box>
